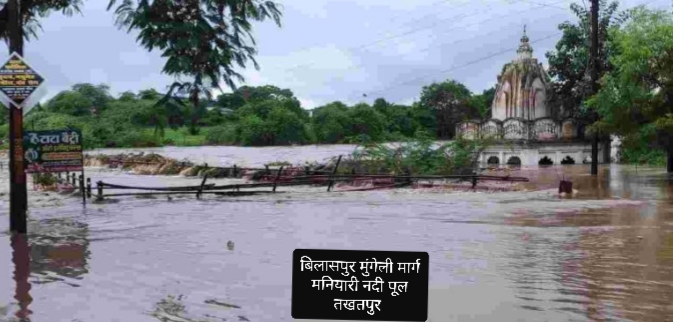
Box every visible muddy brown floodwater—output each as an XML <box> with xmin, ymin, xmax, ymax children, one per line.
<box><xmin>1</xmin><ymin>155</ymin><xmax>673</xmax><ymax>321</ymax></box>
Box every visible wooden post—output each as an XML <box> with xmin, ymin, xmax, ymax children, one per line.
<box><xmin>96</xmin><ymin>181</ymin><xmax>103</xmax><ymax>200</ymax></box>
<box><xmin>71</xmin><ymin>173</ymin><xmax>76</xmax><ymax>186</ymax></box>
<box><xmin>327</xmin><ymin>155</ymin><xmax>342</xmax><ymax>192</ymax></box>
<box><xmin>196</xmin><ymin>174</ymin><xmax>208</xmax><ymax>199</ymax></box>
<box><xmin>233</xmin><ymin>164</ymin><xmax>238</xmax><ymax>177</ymax></box>
<box><xmin>86</xmin><ymin>178</ymin><xmax>92</xmax><ymax>198</ymax></box>
<box><xmin>7</xmin><ymin>0</ymin><xmax>27</xmax><ymax>233</ymax></box>
<box><xmin>273</xmin><ymin>166</ymin><xmax>284</xmax><ymax>192</ymax></box>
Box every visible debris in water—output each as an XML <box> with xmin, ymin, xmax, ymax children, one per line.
<box><xmin>205</xmin><ymin>299</ymin><xmax>241</xmax><ymax>309</ymax></box>
<box><xmin>226</xmin><ymin>241</ymin><xmax>235</xmax><ymax>251</ymax></box>
<box><xmin>238</xmin><ymin>316</ymin><xmax>250</xmax><ymax>321</ymax></box>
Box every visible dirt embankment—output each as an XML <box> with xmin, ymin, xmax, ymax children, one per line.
<box><xmin>84</xmin><ymin>152</ymin><xmax>261</xmax><ymax>179</ymax></box>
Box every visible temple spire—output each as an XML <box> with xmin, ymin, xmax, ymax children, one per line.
<box><xmin>517</xmin><ymin>25</ymin><xmax>533</xmax><ymax>60</ymax></box>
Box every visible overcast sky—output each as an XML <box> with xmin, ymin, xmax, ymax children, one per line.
<box><xmin>0</xmin><ymin>0</ymin><xmax>669</xmax><ymax>109</ymax></box>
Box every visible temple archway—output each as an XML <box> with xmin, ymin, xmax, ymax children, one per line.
<box><xmin>487</xmin><ymin>156</ymin><xmax>500</xmax><ymax>165</ymax></box>
<box><xmin>538</xmin><ymin>156</ymin><xmax>553</xmax><ymax>165</ymax></box>
<box><xmin>506</xmin><ymin>156</ymin><xmax>522</xmax><ymax>165</ymax></box>
<box><xmin>561</xmin><ymin>156</ymin><xmax>576</xmax><ymax>165</ymax></box>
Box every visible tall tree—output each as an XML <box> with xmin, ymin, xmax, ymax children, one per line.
<box><xmin>108</xmin><ymin>0</ymin><xmax>283</xmax><ymax>134</ymax></box>
<box><xmin>545</xmin><ymin>0</ymin><xmax>629</xmax><ymax>119</ymax></box>
<box><xmin>419</xmin><ymin>79</ymin><xmax>476</xmax><ymax>139</ymax></box>
<box><xmin>588</xmin><ymin>7</ymin><xmax>673</xmax><ymax>171</ymax></box>
<box><xmin>470</xmin><ymin>86</ymin><xmax>496</xmax><ymax>120</ymax></box>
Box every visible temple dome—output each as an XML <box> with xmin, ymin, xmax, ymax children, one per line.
<box><xmin>491</xmin><ymin>26</ymin><xmax>551</xmax><ymax>121</ymax></box>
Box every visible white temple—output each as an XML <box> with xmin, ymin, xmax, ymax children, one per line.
<box><xmin>456</xmin><ymin>27</ymin><xmax>611</xmax><ymax>166</ymax></box>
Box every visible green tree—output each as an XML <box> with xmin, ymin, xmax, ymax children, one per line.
<box><xmin>385</xmin><ymin>104</ymin><xmax>414</xmax><ymax>137</ymax></box>
<box><xmin>138</xmin><ymin>88</ymin><xmax>161</xmax><ymax>100</ymax></box>
<box><xmin>470</xmin><ymin>86</ymin><xmax>496</xmax><ymax>120</ymax></box>
<box><xmin>108</xmin><ymin>0</ymin><xmax>283</xmax><ymax>135</ymax></box>
<box><xmin>419</xmin><ymin>80</ymin><xmax>475</xmax><ymax>139</ymax></box>
<box><xmin>266</xmin><ymin>106</ymin><xmax>306</xmax><ymax>145</ymax></box>
<box><xmin>45</xmin><ymin>83</ymin><xmax>113</xmax><ymax>116</ymax></box>
<box><xmin>45</xmin><ymin>90</ymin><xmax>91</xmax><ymax>116</ymax></box>
<box><xmin>236</xmin><ymin>85</ymin><xmax>295</xmax><ymax>103</ymax></box>
<box><xmin>545</xmin><ymin>0</ymin><xmax>628</xmax><ymax>119</ymax></box>
<box><xmin>409</xmin><ymin>102</ymin><xmax>436</xmax><ymax>137</ymax></box>
<box><xmin>347</xmin><ymin>103</ymin><xmax>386</xmax><ymax>142</ymax></box>
<box><xmin>588</xmin><ymin>7</ymin><xmax>673</xmax><ymax>170</ymax></box>
<box><xmin>72</xmin><ymin>83</ymin><xmax>113</xmax><ymax>110</ymax></box>
<box><xmin>372</xmin><ymin>98</ymin><xmax>391</xmax><ymax>115</ymax></box>
<box><xmin>311</xmin><ymin>101</ymin><xmax>352</xmax><ymax>143</ymax></box>
<box><xmin>118</xmin><ymin>91</ymin><xmax>137</xmax><ymax>102</ymax></box>
<box><xmin>237</xmin><ymin>114</ymin><xmax>270</xmax><ymax>146</ymax></box>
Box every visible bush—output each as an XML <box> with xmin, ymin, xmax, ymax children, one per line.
<box><xmin>350</xmin><ymin>131</ymin><xmax>491</xmax><ymax>175</ymax></box>
<box><xmin>205</xmin><ymin>125</ymin><xmax>237</xmax><ymax>145</ymax></box>
<box><xmin>33</xmin><ymin>173</ymin><xmax>58</xmax><ymax>186</ymax></box>
<box><xmin>237</xmin><ymin>115</ymin><xmax>271</xmax><ymax>146</ymax></box>
<box><xmin>106</xmin><ymin>129</ymin><xmax>160</xmax><ymax>148</ymax></box>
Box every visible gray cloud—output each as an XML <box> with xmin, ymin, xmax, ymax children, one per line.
<box><xmin>0</xmin><ymin>0</ymin><xmax>667</xmax><ymax>110</ymax></box>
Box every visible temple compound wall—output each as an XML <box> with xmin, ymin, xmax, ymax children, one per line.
<box><xmin>456</xmin><ymin>118</ymin><xmax>608</xmax><ymax>166</ymax></box>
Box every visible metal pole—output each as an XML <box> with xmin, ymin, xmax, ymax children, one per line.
<box><xmin>590</xmin><ymin>0</ymin><xmax>599</xmax><ymax>176</ymax></box>
<box><xmin>7</xmin><ymin>0</ymin><xmax>27</xmax><ymax>233</ymax></box>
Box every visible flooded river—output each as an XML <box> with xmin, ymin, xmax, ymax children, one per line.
<box><xmin>1</xmin><ymin>146</ymin><xmax>673</xmax><ymax>321</ymax></box>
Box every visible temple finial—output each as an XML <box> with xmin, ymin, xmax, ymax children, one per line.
<box><xmin>523</xmin><ymin>24</ymin><xmax>527</xmax><ymax>36</ymax></box>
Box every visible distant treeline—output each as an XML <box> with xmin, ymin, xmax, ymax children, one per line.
<box><xmin>0</xmin><ymin>82</ymin><xmax>495</xmax><ymax>149</ymax></box>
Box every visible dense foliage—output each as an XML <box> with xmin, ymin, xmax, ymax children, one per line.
<box><xmin>587</xmin><ymin>7</ymin><xmax>673</xmax><ymax>166</ymax></box>
<box><xmin>0</xmin><ymin>80</ymin><xmax>491</xmax><ymax>149</ymax></box>
<box><xmin>107</xmin><ymin>0</ymin><xmax>283</xmax><ymax>135</ymax></box>
<box><xmin>545</xmin><ymin>1</ymin><xmax>673</xmax><ymax>165</ymax></box>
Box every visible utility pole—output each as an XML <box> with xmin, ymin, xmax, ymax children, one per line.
<box><xmin>7</xmin><ymin>0</ymin><xmax>28</xmax><ymax>233</ymax></box>
<box><xmin>590</xmin><ymin>0</ymin><xmax>599</xmax><ymax>176</ymax></box>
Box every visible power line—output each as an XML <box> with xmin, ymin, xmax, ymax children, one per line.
<box><xmin>286</xmin><ymin>9</ymin><xmax>569</xmax><ymax>83</ymax></box>
<box><xmin>280</xmin><ymin>0</ymin><xmax>483</xmax><ymax>72</ymax></box>
<box><xmin>354</xmin><ymin>32</ymin><xmax>562</xmax><ymax>100</ymax></box>
<box><xmin>379</xmin><ymin>0</ymin><xmax>473</xmax><ymax>36</ymax></box>
<box><xmin>411</xmin><ymin>11</ymin><xmax>569</xmax><ymax>56</ymax></box>
<box><xmin>283</xmin><ymin>2</ymin><xmax>497</xmax><ymax>73</ymax></box>
<box><xmin>351</xmin><ymin>0</ymin><xmax>667</xmax><ymax>102</ymax></box>
<box><xmin>373</xmin><ymin>1</ymin><xmax>569</xmax><ymax>54</ymax></box>
<box><xmin>285</xmin><ymin>0</ymin><xmax>564</xmax><ymax>73</ymax></box>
